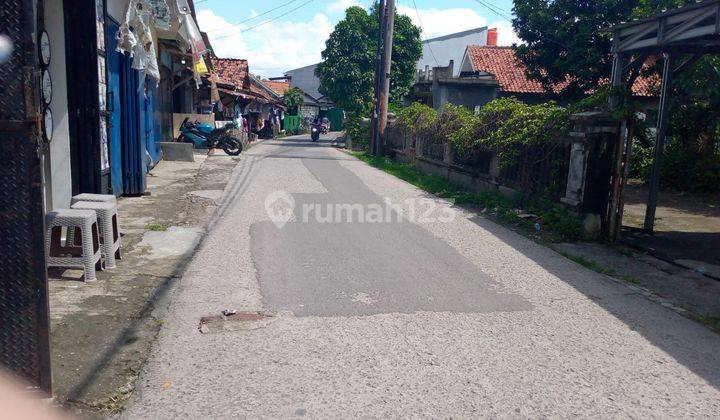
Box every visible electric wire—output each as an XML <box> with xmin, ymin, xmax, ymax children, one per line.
<box><xmin>205</xmin><ymin>0</ymin><xmax>306</xmax><ymax>33</ymax></box>
<box><xmin>412</xmin><ymin>0</ymin><xmax>439</xmax><ymax>66</ymax></box>
<box><xmin>212</xmin><ymin>0</ymin><xmax>317</xmax><ymax>39</ymax></box>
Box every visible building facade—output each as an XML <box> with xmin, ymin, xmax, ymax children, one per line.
<box><xmin>41</xmin><ymin>0</ymin><xmax>207</xmax><ymax>207</ymax></box>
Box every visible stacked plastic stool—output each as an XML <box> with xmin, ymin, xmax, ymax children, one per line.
<box><xmin>71</xmin><ymin>193</ymin><xmax>117</xmax><ymax>205</ymax></box>
<box><xmin>46</xmin><ymin>209</ymin><xmax>103</xmax><ymax>281</ymax></box>
<box><xmin>67</xmin><ymin>194</ymin><xmax>119</xmax><ymax>242</ymax></box>
<box><xmin>71</xmin><ymin>199</ymin><xmax>122</xmax><ymax>269</ymax></box>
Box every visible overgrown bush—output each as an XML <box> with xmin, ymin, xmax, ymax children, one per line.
<box><xmin>346</xmin><ymin>116</ymin><xmax>370</xmax><ymax>151</ymax></box>
<box><xmin>451</xmin><ymin>98</ymin><xmax>527</xmax><ymax>157</ymax></box>
<box><xmin>447</xmin><ymin>98</ymin><xmax>570</xmax><ymax>167</ymax></box>
<box><xmin>634</xmin><ymin>140</ymin><xmax>720</xmax><ymax>193</ymax></box>
<box><xmin>395</xmin><ymin>102</ymin><xmax>437</xmax><ymax>133</ymax></box>
<box><xmin>487</xmin><ymin>101</ymin><xmax>570</xmax><ymax>166</ymax></box>
<box><xmin>435</xmin><ymin>103</ymin><xmax>473</xmax><ymax>139</ymax></box>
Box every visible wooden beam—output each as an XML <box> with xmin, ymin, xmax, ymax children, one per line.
<box><xmin>673</xmin><ymin>51</ymin><xmax>703</xmax><ymax>75</ymax></box>
<box><xmin>644</xmin><ymin>53</ymin><xmax>675</xmax><ymax>232</ymax></box>
<box><xmin>172</xmin><ymin>74</ymin><xmax>195</xmax><ymax>91</ymax></box>
<box><xmin>625</xmin><ymin>53</ymin><xmax>649</xmax><ymax>91</ymax></box>
<box><xmin>662</xmin><ymin>7</ymin><xmax>716</xmax><ymax>43</ymax></box>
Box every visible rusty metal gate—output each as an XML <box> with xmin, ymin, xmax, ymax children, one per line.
<box><xmin>0</xmin><ymin>0</ymin><xmax>53</xmax><ymax>394</ymax></box>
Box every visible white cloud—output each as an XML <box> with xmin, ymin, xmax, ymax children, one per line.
<box><xmin>196</xmin><ymin>9</ymin><xmax>334</xmax><ymax>77</ymax></box>
<box><xmin>396</xmin><ymin>5</ymin><xmax>522</xmax><ymax>46</ymax></box>
<box><xmin>489</xmin><ymin>20</ymin><xmax>522</xmax><ymax>46</ymax></box>
<box><xmin>327</xmin><ymin>0</ymin><xmax>364</xmax><ymax>15</ymax></box>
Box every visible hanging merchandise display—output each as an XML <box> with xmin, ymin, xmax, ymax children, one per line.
<box><xmin>177</xmin><ymin>0</ymin><xmax>208</xmax><ymax>86</ymax></box>
<box><xmin>115</xmin><ymin>0</ymin><xmax>172</xmax><ymax>83</ymax></box>
<box><xmin>148</xmin><ymin>0</ymin><xmax>173</xmax><ymax>30</ymax></box>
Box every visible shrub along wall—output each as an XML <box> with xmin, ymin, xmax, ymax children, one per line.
<box><xmin>390</xmin><ymin>100</ymin><xmax>575</xmax><ymax>203</ymax></box>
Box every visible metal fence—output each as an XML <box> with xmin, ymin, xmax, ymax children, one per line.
<box><xmin>499</xmin><ymin>143</ymin><xmax>572</xmax><ymax>201</ymax></box>
<box><xmin>452</xmin><ymin>146</ymin><xmax>493</xmax><ymax>174</ymax></box>
<box><xmin>385</xmin><ymin>121</ymin><xmax>573</xmax><ymax>203</ymax></box>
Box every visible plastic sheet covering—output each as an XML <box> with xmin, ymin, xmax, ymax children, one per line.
<box><xmin>177</xmin><ymin>0</ymin><xmax>208</xmax><ymax>86</ymax></box>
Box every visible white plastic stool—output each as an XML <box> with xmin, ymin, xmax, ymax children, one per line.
<box><xmin>71</xmin><ymin>200</ymin><xmax>122</xmax><ymax>269</ymax></box>
<box><xmin>46</xmin><ymin>209</ymin><xmax>103</xmax><ymax>281</ymax></box>
<box><xmin>69</xmin><ymin>193</ymin><xmax>120</xmax><ymax>244</ymax></box>
<box><xmin>71</xmin><ymin>193</ymin><xmax>117</xmax><ymax>205</ymax></box>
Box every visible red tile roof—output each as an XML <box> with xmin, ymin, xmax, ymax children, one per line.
<box><xmin>211</xmin><ymin>57</ymin><xmax>250</xmax><ymax>90</ymax></box>
<box><xmin>263</xmin><ymin>80</ymin><xmax>290</xmax><ymax>96</ymax></box>
<box><xmin>465</xmin><ymin>46</ymin><xmax>656</xmax><ymax>97</ymax></box>
<box><xmin>249</xmin><ymin>83</ymin><xmax>273</xmax><ymax>101</ymax></box>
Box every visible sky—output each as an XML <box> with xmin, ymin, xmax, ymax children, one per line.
<box><xmin>194</xmin><ymin>0</ymin><xmax>521</xmax><ymax>78</ymax></box>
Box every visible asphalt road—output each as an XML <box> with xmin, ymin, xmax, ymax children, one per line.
<box><xmin>125</xmin><ymin>134</ymin><xmax>720</xmax><ymax>418</ymax></box>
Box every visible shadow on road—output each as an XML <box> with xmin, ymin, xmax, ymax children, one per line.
<box><xmin>467</xmin><ymin>214</ymin><xmax>720</xmax><ymax>391</ymax></box>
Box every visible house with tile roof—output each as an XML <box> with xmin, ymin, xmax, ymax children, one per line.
<box><xmin>205</xmin><ymin>57</ymin><xmax>285</xmax><ymax>138</ymax></box>
<box><xmin>249</xmin><ymin>75</ymin><xmax>290</xmax><ymax>102</ymax></box>
<box><xmin>411</xmin><ymin>45</ymin><xmax>658</xmax><ymax>112</ymax></box>
<box><xmin>459</xmin><ymin>46</ymin><xmax>657</xmax><ymax>100</ymax></box>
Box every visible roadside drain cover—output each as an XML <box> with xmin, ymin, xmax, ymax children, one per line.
<box><xmin>199</xmin><ymin>310</ymin><xmax>274</xmax><ymax>334</ymax></box>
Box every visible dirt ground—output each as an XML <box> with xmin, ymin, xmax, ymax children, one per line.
<box><xmin>622</xmin><ymin>179</ymin><xmax>720</xmax><ymax>276</ymax></box>
<box><xmin>48</xmin><ymin>151</ymin><xmax>240</xmax><ymax>417</ymax></box>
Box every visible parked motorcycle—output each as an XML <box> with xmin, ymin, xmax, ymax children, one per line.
<box><xmin>177</xmin><ymin>118</ymin><xmax>243</xmax><ymax>156</ymax></box>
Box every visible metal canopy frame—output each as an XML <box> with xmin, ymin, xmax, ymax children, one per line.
<box><xmin>607</xmin><ymin>0</ymin><xmax>720</xmax><ymax>234</ymax></box>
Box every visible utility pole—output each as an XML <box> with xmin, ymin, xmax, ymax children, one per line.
<box><xmin>377</xmin><ymin>0</ymin><xmax>395</xmax><ymax>153</ymax></box>
<box><xmin>370</xmin><ymin>0</ymin><xmax>386</xmax><ymax>156</ymax></box>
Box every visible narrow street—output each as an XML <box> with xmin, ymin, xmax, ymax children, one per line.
<box><xmin>125</xmin><ymin>135</ymin><xmax>720</xmax><ymax>418</ymax></box>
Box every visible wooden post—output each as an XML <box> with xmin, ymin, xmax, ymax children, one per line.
<box><xmin>377</xmin><ymin>0</ymin><xmax>396</xmax><ymax>154</ymax></box>
<box><xmin>607</xmin><ymin>52</ymin><xmax>625</xmax><ymax>239</ymax></box>
<box><xmin>644</xmin><ymin>52</ymin><xmax>674</xmax><ymax>232</ymax></box>
<box><xmin>370</xmin><ymin>0</ymin><xmax>386</xmax><ymax>156</ymax></box>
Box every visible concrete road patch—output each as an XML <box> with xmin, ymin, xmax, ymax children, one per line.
<box><xmin>134</xmin><ymin>227</ymin><xmax>204</xmax><ymax>260</ymax></box>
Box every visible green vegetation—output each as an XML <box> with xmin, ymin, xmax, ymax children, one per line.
<box><xmin>352</xmin><ymin>151</ymin><xmax>582</xmax><ymax>242</ymax></box>
<box><xmin>690</xmin><ymin>314</ymin><xmax>720</xmax><ymax>334</ymax></box>
<box><xmin>316</xmin><ymin>5</ymin><xmax>422</xmax><ymax>115</ymax></box>
<box><xmin>450</xmin><ymin>98</ymin><xmax>570</xmax><ymax>167</ymax></box>
<box><xmin>282</xmin><ymin>87</ymin><xmax>303</xmax><ymax>115</ymax></box>
<box><xmin>557</xmin><ymin>252</ymin><xmax>619</xmax><ymax>278</ymax></box>
<box><xmin>395</xmin><ymin>99</ymin><xmax>571</xmax><ymax>169</ymax></box>
<box><xmin>512</xmin><ymin>0</ymin><xmax>720</xmax><ymax>192</ymax></box>
<box><xmin>395</xmin><ymin>101</ymin><xmax>437</xmax><ymax>134</ymax></box>
<box><xmin>345</xmin><ymin>116</ymin><xmax>370</xmax><ymax>151</ymax></box>
<box><xmin>512</xmin><ymin>0</ymin><xmax>697</xmax><ymax>98</ymax></box>
<box><xmin>148</xmin><ymin>222</ymin><xmax>167</xmax><ymax>232</ymax></box>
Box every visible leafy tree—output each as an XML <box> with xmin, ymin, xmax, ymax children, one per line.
<box><xmin>282</xmin><ymin>87</ymin><xmax>304</xmax><ymax>115</ymax></box>
<box><xmin>512</xmin><ymin>0</ymin><xmax>720</xmax><ymax>191</ymax></box>
<box><xmin>511</xmin><ymin>0</ymin><xmax>695</xmax><ymax>97</ymax></box>
<box><xmin>316</xmin><ymin>6</ymin><xmax>375</xmax><ymax>115</ymax></box>
<box><xmin>316</xmin><ymin>4</ymin><xmax>422</xmax><ymax>115</ymax></box>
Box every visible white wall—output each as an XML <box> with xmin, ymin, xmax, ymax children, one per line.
<box><xmin>45</xmin><ymin>0</ymin><xmax>72</xmax><ymax>210</ymax></box>
<box><xmin>286</xmin><ymin>64</ymin><xmax>322</xmax><ymax>99</ymax></box>
<box><xmin>419</xmin><ymin>28</ymin><xmax>488</xmax><ymax>77</ymax></box>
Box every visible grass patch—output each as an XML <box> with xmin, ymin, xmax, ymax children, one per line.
<box><xmin>148</xmin><ymin>223</ymin><xmax>168</xmax><ymax>232</ymax></box>
<box><xmin>557</xmin><ymin>251</ymin><xmax>618</xmax><ymax>277</ymax></box>
<box><xmin>690</xmin><ymin>314</ymin><xmax>720</xmax><ymax>334</ymax></box>
<box><xmin>352</xmin><ymin>152</ymin><xmax>582</xmax><ymax>242</ymax></box>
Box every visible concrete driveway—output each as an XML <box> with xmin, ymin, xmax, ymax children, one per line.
<box><xmin>124</xmin><ymin>134</ymin><xmax>720</xmax><ymax>418</ymax></box>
